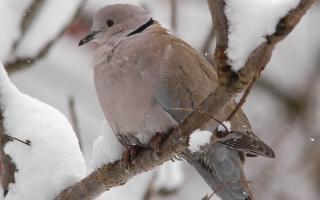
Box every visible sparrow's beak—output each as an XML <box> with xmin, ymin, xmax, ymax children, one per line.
<box><xmin>78</xmin><ymin>31</ymin><xmax>100</xmax><ymax>46</ymax></box>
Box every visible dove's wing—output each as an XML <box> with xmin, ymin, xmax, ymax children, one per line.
<box><xmin>155</xmin><ymin>35</ymin><xmax>274</xmax><ymax>158</ymax></box>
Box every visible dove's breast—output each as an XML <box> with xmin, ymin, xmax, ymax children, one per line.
<box><xmin>93</xmin><ymin>32</ymin><xmax>178</xmax><ymax>146</ymax></box>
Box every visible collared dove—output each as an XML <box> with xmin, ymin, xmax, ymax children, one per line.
<box><xmin>79</xmin><ymin>4</ymin><xmax>275</xmax><ymax>200</ymax></box>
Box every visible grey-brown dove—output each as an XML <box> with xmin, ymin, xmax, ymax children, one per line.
<box><xmin>79</xmin><ymin>4</ymin><xmax>275</xmax><ymax>200</ymax></box>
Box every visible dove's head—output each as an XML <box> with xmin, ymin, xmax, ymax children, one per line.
<box><xmin>79</xmin><ymin>4</ymin><xmax>152</xmax><ymax>46</ymax></box>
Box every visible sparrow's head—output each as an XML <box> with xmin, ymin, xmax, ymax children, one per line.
<box><xmin>79</xmin><ymin>4</ymin><xmax>152</xmax><ymax>46</ymax></box>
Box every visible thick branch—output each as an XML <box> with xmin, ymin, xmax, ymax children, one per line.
<box><xmin>208</xmin><ymin>0</ymin><xmax>230</xmax><ymax>83</ymax></box>
<box><xmin>0</xmin><ymin>106</ymin><xmax>16</xmax><ymax>196</ymax></box>
<box><xmin>55</xmin><ymin>0</ymin><xmax>315</xmax><ymax>199</ymax></box>
<box><xmin>55</xmin><ymin>86</ymin><xmax>234</xmax><ymax>200</ymax></box>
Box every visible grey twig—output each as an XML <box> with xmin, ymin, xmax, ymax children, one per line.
<box><xmin>201</xmin><ymin>26</ymin><xmax>215</xmax><ymax>56</ymax></box>
<box><xmin>5</xmin><ymin>0</ymin><xmax>88</xmax><ymax>74</ymax></box>
<box><xmin>10</xmin><ymin>0</ymin><xmax>45</xmax><ymax>54</ymax></box>
<box><xmin>142</xmin><ymin>172</ymin><xmax>157</xmax><ymax>200</ymax></box>
<box><xmin>201</xmin><ymin>26</ymin><xmax>215</xmax><ymax>66</ymax></box>
<box><xmin>68</xmin><ymin>96</ymin><xmax>82</xmax><ymax>151</ymax></box>
<box><xmin>226</xmin><ymin>77</ymin><xmax>256</xmax><ymax>121</ymax></box>
<box><xmin>170</xmin><ymin>0</ymin><xmax>178</xmax><ymax>32</ymax></box>
<box><xmin>5</xmin><ymin>135</ymin><xmax>31</xmax><ymax>146</ymax></box>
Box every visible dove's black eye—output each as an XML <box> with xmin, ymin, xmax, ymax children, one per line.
<box><xmin>106</xmin><ymin>19</ymin><xmax>114</xmax><ymax>27</ymax></box>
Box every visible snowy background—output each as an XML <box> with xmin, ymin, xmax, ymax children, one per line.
<box><xmin>1</xmin><ymin>0</ymin><xmax>320</xmax><ymax>199</ymax></box>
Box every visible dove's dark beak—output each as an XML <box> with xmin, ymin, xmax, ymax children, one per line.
<box><xmin>78</xmin><ymin>31</ymin><xmax>100</xmax><ymax>46</ymax></box>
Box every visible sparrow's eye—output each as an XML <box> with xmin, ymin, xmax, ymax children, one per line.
<box><xmin>106</xmin><ymin>19</ymin><xmax>114</xmax><ymax>27</ymax></box>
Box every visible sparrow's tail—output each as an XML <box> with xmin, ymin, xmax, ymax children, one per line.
<box><xmin>182</xmin><ymin>143</ymin><xmax>253</xmax><ymax>200</ymax></box>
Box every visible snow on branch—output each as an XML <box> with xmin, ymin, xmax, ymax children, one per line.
<box><xmin>0</xmin><ymin>105</ymin><xmax>16</xmax><ymax>196</ymax></box>
<box><xmin>238</xmin><ymin>0</ymin><xmax>316</xmax><ymax>84</ymax></box>
<box><xmin>208</xmin><ymin>0</ymin><xmax>315</xmax><ymax>90</ymax></box>
<box><xmin>55</xmin><ymin>1</ymin><xmax>315</xmax><ymax>199</ymax></box>
<box><xmin>225</xmin><ymin>0</ymin><xmax>301</xmax><ymax>71</ymax></box>
<box><xmin>0</xmin><ymin>63</ymin><xmax>86</xmax><ymax>199</ymax></box>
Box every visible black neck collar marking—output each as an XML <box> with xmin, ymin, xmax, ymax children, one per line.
<box><xmin>127</xmin><ymin>18</ymin><xmax>154</xmax><ymax>36</ymax></box>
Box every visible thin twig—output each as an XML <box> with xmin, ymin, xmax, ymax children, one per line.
<box><xmin>142</xmin><ymin>172</ymin><xmax>157</xmax><ymax>200</ymax></box>
<box><xmin>5</xmin><ymin>135</ymin><xmax>31</xmax><ymax>146</ymax></box>
<box><xmin>5</xmin><ymin>0</ymin><xmax>89</xmax><ymax>74</ymax></box>
<box><xmin>201</xmin><ymin>26</ymin><xmax>215</xmax><ymax>67</ymax></box>
<box><xmin>170</xmin><ymin>0</ymin><xmax>178</xmax><ymax>32</ymax></box>
<box><xmin>10</xmin><ymin>0</ymin><xmax>45</xmax><ymax>54</ymax></box>
<box><xmin>68</xmin><ymin>96</ymin><xmax>82</xmax><ymax>151</ymax></box>
<box><xmin>201</xmin><ymin>26</ymin><xmax>215</xmax><ymax>56</ymax></box>
<box><xmin>226</xmin><ymin>77</ymin><xmax>256</xmax><ymax>121</ymax></box>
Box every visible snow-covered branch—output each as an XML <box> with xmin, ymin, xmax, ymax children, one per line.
<box><xmin>0</xmin><ymin>108</ymin><xmax>16</xmax><ymax>196</ymax></box>
<box><xmin>211</xmin><ymin>0</ymin><xmax>316</xmax><ymax>90</ymax></box>
<box><xmin>237</xmin><ymin>0</ymin><xmax>315</xmax><ymax>81</ymax></box>
<box><xmin>0</xmin><ymin>64</ymin><xmax>86</xmax><ymax>199</ymax></box>
<box><xmin>55</xmin><ymin>1</ymin><xmax>315</xmax><ymax>199</ymax></box>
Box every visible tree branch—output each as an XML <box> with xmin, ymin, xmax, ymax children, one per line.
<box><xmin>170</xmin><ymin>0</ymin><xmax>178</xmax><ymax>32</ymax></box>
<box><xmin>0</xmin><ymin>105</ymin><xmax>16</xmax><ymax>196</ymax></box>
<box><xmin>201</xmin><ymin>26</ymin><xmax>215</xmax><ymax>66</ymax></box>
<box><xmin>10</xmin><ymin>0</ymin><xmax>46</xmax><ymax>54</ymax></box>
<box><xmin>68</xmin><ymin>96</ymin><xmax>83</xmax><ymax>151</ymax></box>
<box><xmin>208</xmin><ymin>0</ymin><xmax>230</xmax><ymax>83</ymax></box>
<box><xmin>55</xmin><ymin>0</ymin><xmax>315</xmax><ymax>199</ymax></box>
<box><xmin>5</xmin><ymin>0</ymin><xmax>88</xmax><ymax>74</ymax></box>
<box><xmin>237</xmin><ymin>0</ymin><xmax>316</xmax><ymax>89</ymax></box>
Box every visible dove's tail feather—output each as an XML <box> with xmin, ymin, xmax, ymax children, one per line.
<box><xmin>182</xmin><ymin>143</ymin><xmax>253</xmax><ymax>200</ymax></box>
